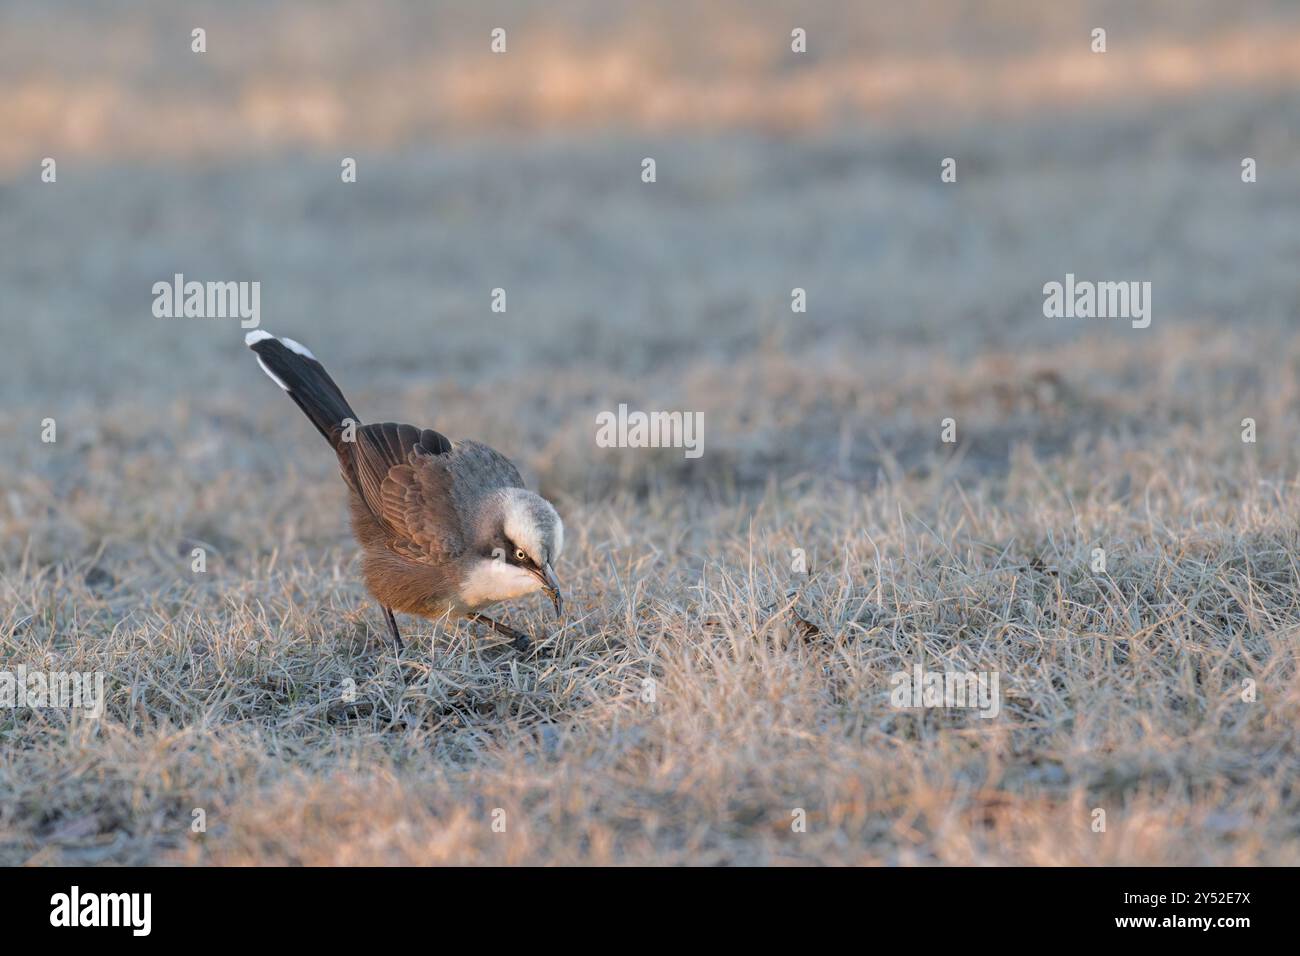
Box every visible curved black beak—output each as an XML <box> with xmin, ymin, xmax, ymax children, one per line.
<box><xmin>539</xmin><ymin>563</ymin><xmax>563</xmax><ymax>619</ymax></box>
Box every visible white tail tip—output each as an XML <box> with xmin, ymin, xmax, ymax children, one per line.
<box><xmin>280</xmin><ymin>337</ymin><xmax>316</xmax><ymax>359</ymax></box>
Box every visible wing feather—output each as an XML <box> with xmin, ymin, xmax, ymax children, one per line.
<box><xmin>340</xmin><ymin>423</ymin><xmax>460</xmax><ymax>558</ymax></box>
<box><xmin>379</xmin><ymin>446</ymin><xmax>464</xmax><ymax>560</ymax></box>
<box><xmin>341</xmin><ymin>425</ymin><xmax>524</xmax><ymax>566</ymax></box>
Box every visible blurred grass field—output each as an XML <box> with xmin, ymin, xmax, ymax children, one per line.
<box><xmin>1</xmin><ymin>0</ymin><xmax>1299</xmax><ymax>865</ymax></box>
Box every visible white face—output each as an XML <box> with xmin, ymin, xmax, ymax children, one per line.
<box><xmin>459</xmin><ymin>556</ymin><xmax>544</xmax><ymax>611</ymax></box>
<box><xmin>501</xmin><ymin>492</ymin><xmax>563</xmax><ymax>567</ymax></box>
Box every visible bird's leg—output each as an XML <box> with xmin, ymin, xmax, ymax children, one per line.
<box><xmin>382</xmin><ymin>606</ymin><xmax>405</xmax><ymax>652</ymax></box>
<box><xmin>469</xmin><ymin>614</ymin><xmax>531</xmax><ymax>652</ymax></box>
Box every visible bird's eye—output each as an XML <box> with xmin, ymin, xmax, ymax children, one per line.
<box><xmin>514</xmin><ymin>548</ymin><xmax>527</xmax><ymax>563</ymax></box>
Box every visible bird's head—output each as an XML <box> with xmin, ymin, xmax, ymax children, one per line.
<box><xmin>465</xmin><ymin>488</ymin><xmax>565</xmax><ymax>616</ymax></box>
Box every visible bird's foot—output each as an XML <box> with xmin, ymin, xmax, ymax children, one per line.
<box><xmin>469</xmin><ymin>614</ymin><xmax>534</xmax><ymax>653</ymax></box>
<box><xmin>381</xmin><ymin>606</ymin><xmax>405</xmax><ymax>653</ymax></box>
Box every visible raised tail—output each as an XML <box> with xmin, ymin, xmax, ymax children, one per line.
<box><xmin>245</xmin><ymin>330</ymin><xmax>359</xmax><ymax>450</ymax></box>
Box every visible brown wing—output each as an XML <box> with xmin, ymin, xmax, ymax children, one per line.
<box><xmin>341</xmin><ymin>423</ymin><xmax>463</xmax><ymax>561</ymax></box>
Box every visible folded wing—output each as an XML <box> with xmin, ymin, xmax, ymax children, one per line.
<box><xmin>340</xmin><ymin>423</ymin><xmax>460</xmax><ymax>559</ymax></box>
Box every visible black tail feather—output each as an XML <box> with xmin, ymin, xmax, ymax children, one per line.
<box><xmin>246</xmin><ymin>332</ymin><xmax>359</xmax><ymax>450</ymax></box>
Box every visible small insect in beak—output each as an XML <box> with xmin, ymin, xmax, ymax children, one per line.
<box><xmin>539</xmin><ymin>563</ymin><xmax>563</xmax><ymax>619</ymax></box>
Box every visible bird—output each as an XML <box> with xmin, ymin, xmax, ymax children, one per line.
<box><xmin>244</xmin><ymin>330</ymin><xmax>564</xmax><ymax>653</ymax></box>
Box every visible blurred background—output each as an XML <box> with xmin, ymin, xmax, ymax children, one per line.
<box><xmin>3</xmin><ymin>0</ymin><xmax>1300</xmax><ymax>866</ymax></box>
<box><xmin>4</xmin><ymin>0</ymin><xmax>1300</xmax><ymax>477</ymax></box>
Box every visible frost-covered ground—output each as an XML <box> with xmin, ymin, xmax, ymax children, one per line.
<box><xmin>2</xmin><ymin>0</ymin><xmax>1298</xmax><ymax>865</ymax></box>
